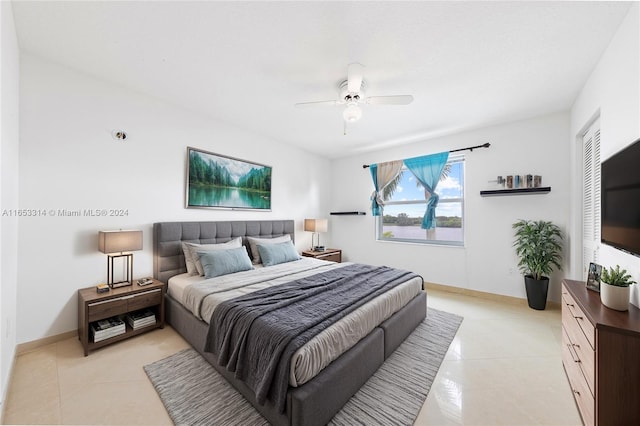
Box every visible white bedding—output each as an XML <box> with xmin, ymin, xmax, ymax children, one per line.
<box><xmin>169</xmin><ymin>258</ymin><xmax>422</xmax><ymax>386</ymax></box>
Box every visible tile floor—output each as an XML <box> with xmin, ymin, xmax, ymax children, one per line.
<box><xmin>3</xmin><ymin>289</ymin><xmax>581</xmax><ymax>425</ymax></box>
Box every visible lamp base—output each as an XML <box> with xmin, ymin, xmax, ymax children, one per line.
<box><xmin>109</xmin><ymin>280</ymin><xmax>133</xmax><ymax>289</ymax></box>
<box><xmin>313</xmin><ymin>246</ymin><xmax>325</xmax><ymax>252</ymax></box>
<box><xmin>106</xmin><ymin>253</ymin><xmax>134</xmax><ymax>289</ymax></box>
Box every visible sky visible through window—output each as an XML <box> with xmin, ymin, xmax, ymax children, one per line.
<box><xmin>385</xmin><ymin>161</ymin><xmax>463</xmax><ymax>218</ymax></box>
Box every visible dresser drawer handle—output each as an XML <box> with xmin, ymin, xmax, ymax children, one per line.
<box><xmin>574</xmin><ymin>315</ymin><xmax>583</xmax><ymax>320</ymax></box>
<box><xmin>567</xmin><ymin>344</ymin><xmax>581</xmax><ymax>363</ymax></box>
<box><xmin>573</xmin><ymin>390</ymin><xmax>580</xmax><ymax>396</ymax></box>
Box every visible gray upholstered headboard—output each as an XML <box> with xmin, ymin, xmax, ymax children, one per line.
<box><xmin>153</xmin><ymin>220</ymin><xmax>295</xmax><ymax>283</ymax></box>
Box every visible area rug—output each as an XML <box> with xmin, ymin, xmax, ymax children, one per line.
<box><xmin>144</xmin><ymin>308</ymin><xmax>462</xmax><ymax>426</ymax></box>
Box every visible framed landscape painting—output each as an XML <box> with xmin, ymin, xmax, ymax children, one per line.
<box><xmin>186</xmin><ymin>147</ymin><xmax>272</xmax><ymax>211</ymax></box>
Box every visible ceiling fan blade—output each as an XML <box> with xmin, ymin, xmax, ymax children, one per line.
<box><xmin>295</xmin><ymin>100</ymin><xmax>341</xmax><ymax>108</ymax></box>
<box><xmin>347</xmin><ymin>63</ymin><xmax>364</xmax><ymax>93</ymax></box>
<box><xmin>365</xmin><ymin>95</ymin><xmax>414</xmax><ymax>105</ymax></box>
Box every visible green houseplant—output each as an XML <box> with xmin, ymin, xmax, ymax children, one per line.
<box><xmin>512</xmin><ymin>219</ymin><xmax>563</xmax><ymax>310</ymax></box>
<box><xmin>600</xmin><ymin>265</ymin><xmax>636</xmax><ymax>311</ymax></box>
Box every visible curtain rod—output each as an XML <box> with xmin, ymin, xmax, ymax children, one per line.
<box><xmin>361</xmin><ymin>142</ymin><xmax>490</xmax><ymax>168</ymax></box>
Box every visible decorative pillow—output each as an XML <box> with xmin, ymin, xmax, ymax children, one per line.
<box><xmin>257</xmin><ymin>241</ymin><xmax>301</xmax><ymax>267</ymax></box>
<box><xmin>247</xmin><ymin>235</ymin><xmax>291</xmax><ymax>264</ymax></box>
<box><xmin>197</xmin><ymin>247</ymin><xmax>254</xmax><ymax>279</ymax></box>
<box><xmin>184</xmin><ymin>237</ymin><xmax>242</xmax><ymax>276</ymax></box>
<box><xmin>181</xmin><ymin>242</ymin><xmax>198</xmax><ymax>275</ymax></box>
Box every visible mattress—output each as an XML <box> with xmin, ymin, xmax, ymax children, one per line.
<box><xmin>170</xmin><ymin>257</ymin><xmax>422</xmax><ymax>386</ymax></box>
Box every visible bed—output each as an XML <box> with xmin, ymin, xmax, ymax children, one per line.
<box><xmin>153</xmin><ymin>220</ymin><xmax>426</xmax><ymax>426</ymax></box>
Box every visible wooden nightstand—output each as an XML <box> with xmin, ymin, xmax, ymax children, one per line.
<box><xmin>302</xmin><ymin>248</ymin><xmax>342</xmax><ymax>263</ymax></box>
<box><xmin>78</xmin><ymin>279</ymin><xmax>165</xmax><ymax>356</ymax></box>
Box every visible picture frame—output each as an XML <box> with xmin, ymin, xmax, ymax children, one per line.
<box><xmin>186</xmin><ymin>146</ymin><xmax>272</xmax><ymax>211</ymax></box>
<box><xmin>586</xmin><ymin>262</ymin><xmax>602</xmax><ymax>292</ymax></box>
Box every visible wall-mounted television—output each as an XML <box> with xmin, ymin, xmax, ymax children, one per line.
<box><xmin>601</xmin><ymin>137</ymin><xmax>640</xmax><ymax>257</ymax></box>
<box><xmin>186</xmin><ymin>147</ymin><xmax>272</xmax><ymax>211</ymax></box>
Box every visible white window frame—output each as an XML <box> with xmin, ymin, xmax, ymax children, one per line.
<box><xmin>376</xmin><ymin>155</ymin><xmax>465</xmax><ymax>247</ymax></box>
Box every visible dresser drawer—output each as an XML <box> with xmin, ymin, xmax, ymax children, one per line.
<box><xmin>562</xmin><ymin>327</ymin><xmax>595</xmax><ymax>426</ymax></box>
<box><xmin>128</xmin><ymin>288</ymin><xmax>162</xmax><ymax>311</ymax></box>
<box><xmin>562</xmin><ymin>306</ymin><xmax>595</xmax><ymax>395</ymax></box>
<box><xmin>88</xmin><ymin>298</ymin><xmax>128</xmax><ymax>322</ymax></box>
<box><xmin>562</xmin><ymin>290</ymin><xmax>595</xmax><ymax>349</ymax></box>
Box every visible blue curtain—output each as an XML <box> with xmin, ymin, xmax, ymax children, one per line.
<box><xmin>369</xmin><ymin>164</ymin><xmax>381</xmax><ymax>215</ymax></box>
<box><xmin>404</xmin><ymin>152</ymin><xmax>449</xmax><ymax>229</ymax></box>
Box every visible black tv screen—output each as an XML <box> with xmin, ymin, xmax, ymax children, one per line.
<box><xmin>601</xmin><ymin>137</ymin><xmax>640</xmax><ymax>257</ymax></box>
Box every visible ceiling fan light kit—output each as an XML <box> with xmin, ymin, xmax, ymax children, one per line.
<box><xmin>296</xmin><ymin>63</ymin><xmax>414</xmax><ymax>128</ymax></box>
<box><xmin>343</xmin><ymin>103</ymin><xmax>362</xmax><ymax>122</ymax></box>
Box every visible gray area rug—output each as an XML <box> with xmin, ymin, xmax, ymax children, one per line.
<box><xmin>144</xmin><ymin>308</ymin><xmax>463</xmax><ymax>426</ymax></box>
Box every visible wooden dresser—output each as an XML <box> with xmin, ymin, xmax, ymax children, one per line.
<box><xmin>561</xmin><ymin>279</ymin><xmax>640</xmax><ymax>425</ymax></box>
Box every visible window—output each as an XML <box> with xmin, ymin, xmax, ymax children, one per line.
<box><xmin>377</xmin><ymin>156</ymin><xmax>464</xmax><ymax>245</ymax></box>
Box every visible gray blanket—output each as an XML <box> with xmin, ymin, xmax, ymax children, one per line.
<box><xmin>205</xmin><ymin>263</ymin><xmax>421</xmax><ymax>413</ymax></box>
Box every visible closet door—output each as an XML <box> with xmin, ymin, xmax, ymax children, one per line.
<box><xmin>582</xmin><ymin>119</ymin><xmax>601</xmax><ymax>278</ymax></box>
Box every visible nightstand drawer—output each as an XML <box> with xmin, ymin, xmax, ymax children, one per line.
<box><xmin>302</xmin><ymin>249</ymin><xmax>342</xmax><ymax>263</ymax></box>
<box><xmin>88</xmin><ymin>298</ymin><xmax>128</xmax><ymax>322</ymax></box>
<box><xmin>315</xmin><ymin>252</ymin><xmax>341</xmax><ymax>262</ymax></box>
<box><xmin>128</xmin><ymin>288</ymin><xmax>162</xmax><ymax>311</ymax></box>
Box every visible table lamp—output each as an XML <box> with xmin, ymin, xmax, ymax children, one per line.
<box><xmin>98</xmin><ymin>230</ymin><xmax>143</xmax><ymax>288</ymax></box>
<box><xmin>304</xmin><ymin>219</ymin><xmax>328</xmax><ymax>251</ymax></box>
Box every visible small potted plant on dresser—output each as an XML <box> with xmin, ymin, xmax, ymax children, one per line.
<box><xmin>600</xmin><ymin>265</ymin><xmax>636</xmax><ymax>311</ymax></box>
<box><xmin>512</xmin><ymin>219</ymin><xmax>563</xmax><ymax>310</ymax></box>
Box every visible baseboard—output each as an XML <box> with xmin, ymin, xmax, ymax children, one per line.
<box><xmin>15</xmin><ymin>330</ymin><xmax>77</xmax><ymax>355</ymax></box>
<box><xmin>425</xmin><ymin>282</ymin><xmax>561</xmax><ymax>309</ymax></box>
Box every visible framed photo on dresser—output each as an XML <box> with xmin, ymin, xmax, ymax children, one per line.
<box><xmin>586</xmin><ymin>262</ymin><xmax>602</xmax><ymax>292</ymax></box>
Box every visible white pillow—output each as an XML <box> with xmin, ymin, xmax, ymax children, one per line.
<box><xmin>247</xmin><ymin>235</ymin><xmax>291</xmax><ymax>264</ymax></box>
<box><xmin>183</xmin><ymin>237</ymin><xmax>243</xmax><ymax>276</ymax></box>
<box><xmin>182</xmin><ymin>242</ymin><xmax>198</xmax><ymax>275</ymax></box>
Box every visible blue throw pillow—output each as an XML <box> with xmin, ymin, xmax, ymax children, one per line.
<box><xmin>197</xmin><ymin>247</ymin><xmax>254</xmax><ymax>278</ymax></box>
<box><xmin>257</xmin><ymin>241</ymin><xmax>301</xmax><ymax>267</ymax></box>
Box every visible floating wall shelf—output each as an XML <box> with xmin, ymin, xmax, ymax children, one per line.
<box><xmin>480</xmin><ymin>187</ymin><xmax>551</xmax><ymax>197</ymax></box>
<box><xmin>330</xmin><ymin>211</ymin><xmax>367</xmax><ymax>215</ymax></box>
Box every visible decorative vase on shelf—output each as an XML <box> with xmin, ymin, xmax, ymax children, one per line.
<box><xmin>601</xmin><ymin>281</ymin><xmax>630</xmax><ymax>311</ymax></box>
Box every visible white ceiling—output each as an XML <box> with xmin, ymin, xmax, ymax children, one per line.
<box><xmin>11</xmin><ymin>1</ymin><xmax>632</xmax><ymax>158</ymax></box>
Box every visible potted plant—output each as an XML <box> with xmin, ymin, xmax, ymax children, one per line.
<box><xmin>513</xmin><ymin>219</ymin><xmax>563</xmax><ymax>310</ymax></box>
<box><xmin>600</xmin><ymin>265</ymin><xmax>636</xmax><ymax>311</ymax></box>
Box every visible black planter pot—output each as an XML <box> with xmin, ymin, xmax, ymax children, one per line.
<box><xmin>524</xmin><ymin>275</ymin><xmax>549</xmax><ymax>310</ymax></box>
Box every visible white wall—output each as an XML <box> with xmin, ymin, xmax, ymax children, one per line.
<box><xmin>0</xmin><ymin>0</ymin><xmax>20</xmax><ymax>411</ymax></box>
<box><xmin>330</xmin><ymin>112</ymin><xmax>571</xmax><ymax>303</ymax></box>
<box><xmin>569</xmin><ymin>4</ymin><xmax>640</xmax><ymax>296</ymax></box>
<box><xmin>17</xmin><ymin>54</ymin><xmax>331</xmax><ymax>344</ymax></box>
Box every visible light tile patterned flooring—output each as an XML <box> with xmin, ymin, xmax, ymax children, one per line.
<box><xmin>3</xmin><ymin>289</ymin><xmax>581</xmax><ymax>425</ymax></box>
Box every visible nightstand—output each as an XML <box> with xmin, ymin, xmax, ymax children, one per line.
<box><xmin>78</xmin><ymin>279</ymin><xmax>165</xmax><ymax>356</ymax></box>
<box><xmin>302</xmin><ymin>248</ymin><xmax>342</xmax><ymax>263</ymax></box>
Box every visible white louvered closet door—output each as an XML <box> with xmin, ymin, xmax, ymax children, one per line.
<box><xmin>582</xmin><ymin>119</ymin><xmax>601</xmax><ymax>279</ymax></box>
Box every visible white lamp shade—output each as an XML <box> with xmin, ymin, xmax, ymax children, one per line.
<box><xmin>99</xmin><ymin>230</ymin><xmax>143</xmax><ymax>254</ymax></box>
<box><xmin>304</xmin><ymin>219</ymin><xmax>328</xmax><ymax>233</ymax></box>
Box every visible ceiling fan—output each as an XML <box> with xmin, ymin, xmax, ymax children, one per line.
<box><xmin>295</xmin><ymin>63</ymin><xmax>414</xmax><ymax>130</ymax></box>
